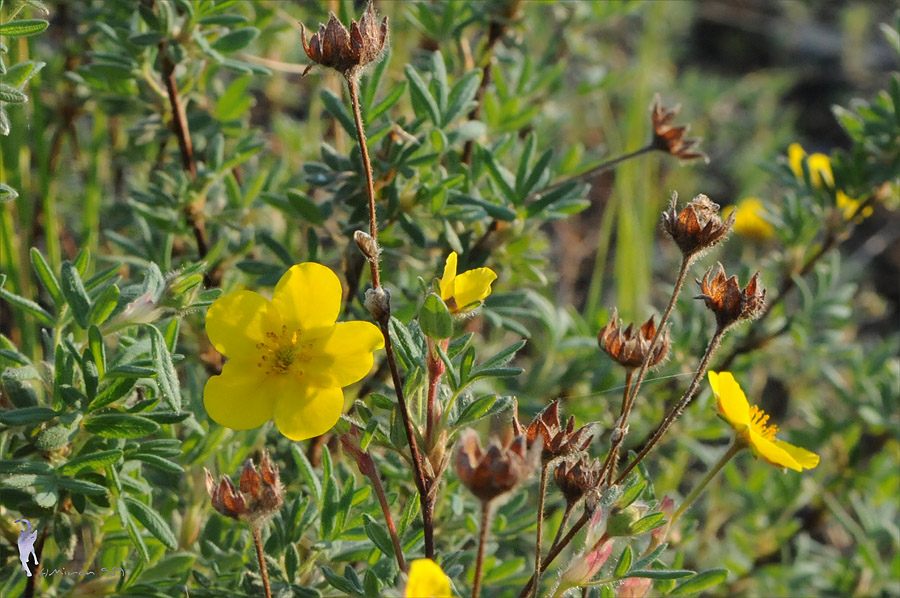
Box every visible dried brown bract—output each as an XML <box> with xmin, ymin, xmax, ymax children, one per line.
<box><xmin>598</xmin><ymin>308</ymin><xmax>670</xmax><ymax>371</ymax></box>
<box><xmin>662</xmin><ymin>193</ymin><xmax>734</xmax><ymax>260</ymax></box>
<box><xmin>205</xmin><ymin>450</ymin><xmax>283</xmax><ymax>523</ymax></box>
<box><xmin>456</xmin><ymin>429</ymin><xmax>536</xmax><ymax>502</ymax></box>
<box><xmin>650</xmin><ymin>94</ymin><xmax>708</xmax><ymax>162</ymax></box>
<box><xmin>695</xmin><ymin>263</ymin><xmax>766</xmax><ymax>330</ymax></box>
<box><xmin>517</xmin><ymin>400</ymin><xmax>594</xmax><ymax>463</ymax></box>
<box><xmin>300</xmin><ymin>2</ymin><xmax>388</xmax><ymax>79</ymax></box>
<box><xmin>554</xmin><ymin>457</ymin><xmax>602</xmax><ymax>505</ymax></box>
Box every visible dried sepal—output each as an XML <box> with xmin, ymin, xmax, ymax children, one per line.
<box><xmin>598</xmin><ymin>308</ymin><xmax>670</xmax><ymax>371</ymax></box>
<box><xmin>205</xmin><ymin>450</ymin><xmax>283</xmax><ymax>523</ymax></box>
<box><xmin>554</xmin><ymin>457</ymin><xmax>602</xmax><ymax>505</ymax></box>
<box><xmin>695</xmin><ymin>263</ymin><xmax>767</xmax><ymax>330</ymax></box>
<box><xmin>650</xmin><ymin>94</ymin><xmax>708</xmax><ymax>162</ymax></box>
<box><xmin>300</xmin><ymin>2</ymin><xmax>388</xmax><ymax>79</ymax></box>
<box><xmin>456</xmin><ymin>429</ymin><xmax>536</xmax><ymax>502</ymax></box>
<box><xmin>516</xmin><ymin>400</ymin><xmax>595</xmax><ymax>463</ymax></box>
<box><xmin>661</xmin><ymin>193</ymin><xmax>734</xmax><ymax>260</ymax></box>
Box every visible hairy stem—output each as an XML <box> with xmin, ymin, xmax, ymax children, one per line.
<box><xmin>548</xmin><ymin>502</ymin><xmax>575</xmax><ymax>556</ymax></box>
<box><xmin>671</xmin><ymin>440</ymin><xmax>744</xmax><ymax>525</ymax></box>
<box><xmin>346</xmin><ymin>77</ymin><xmax>380</xmax><ymax>288</ymax></box>
<box><xmin>252</xmin><ymin>525</ymin><xmax>272</xmax><ymax>598</ymax></box>
<box><xmin>365</xmin><ymin>462</ymin><xmax>407</xmax><ymax>572</ymax></box>
<box><xmin>616</xmin><ymin>327</ymin><xmax>727</xmax><ymax>483</ymax></box>
<box><xmin>518</xmin><ymin>511</ymin><xmax>590</xmax><ymax>598</ymax></box>
<box><xmin>599</xmin><ymin>369</ymin><xmax>634</xmax><ymax>486</ymax></box>
<box><xmin>532</xmin><ymin>463</ymin><xmax>550</xmax><ymax>598</ymax></box>
<box><xmin>473</xmin><ymin>500</ymin><xmax>493</xmax><ymax>598</ymax></box>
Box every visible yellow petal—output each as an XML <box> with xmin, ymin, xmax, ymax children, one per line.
<box><xmin>806</xmin><ymin>153</ymin><xmax>833</xmax><ymax>188</ymax></box>
<box><xmin>452</xmin><ymin>267</ymin><xmax>498</xmax><ymax>310</ymax></box>
<box><xmin>206</xmin><ymin>290</ymin><xmax>282</xmax><ymax>360</ymax></box>
<box><xmin>439</xmin><ymin>252</ymin><xmax>458</xmax><ymax>301</ymax></box>
<box><xmin>732</xmin><ymin>197</ymin><xmax>774</xmax><ymax>241</ymax></box>
<box><xmin>405</xmin><ymin>558</ymin><xmax>452</xmax><ymax>598</ymax></box>
<box><xmin>272</xmin><ymin>263</ymin><xmax>342</xmax><ymax>330</ymax></box>
<box><xmin>203</xmin><ymin>359</ymin><xmax>277</xmax><ymax>430</ymax></box>
<box><xmin>708</xmin><ymin>371</ymin><xmax>750</xmax><ymax>428</ymax></box>
<box><xmin>301</xmin><ymin>321</ymin><xmax>384</xmax><ymax>388</ymax></box>
<box><xmin>747</xmin><ymin>429</ymin><xmax>803</xmax><ymax>471</ymax></box>
<box><xmin>787</xmin><ymin>143</ymin><xmax>805</xmax><ymax>179</ymax></box>
<box><xmin>273</xmin><ymin>385</ymin><xmax>344</xmax><ymax>441</ymax></box>
<box><xmin>772</xmin><ymin>439</ymin><xmax>819</xmax><ymax>470</ymax></box>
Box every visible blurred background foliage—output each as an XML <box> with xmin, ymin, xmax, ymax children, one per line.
<box><xmin>1</xmin><ymin>0</ymin><xmax>898</xmax><ymax>596</ymax></box>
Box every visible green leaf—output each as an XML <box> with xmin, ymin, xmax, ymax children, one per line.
<box><xmin>146</xmin><ymin>324</ymin><xmax>181</xmax><ymax>410</ymax></box>
<box><xmin>367</xmin><ymin>80</ymin><xmax>406</xmax><ymax>124</ymax></box>
<box><xmin>89</xmin><ymin>378</ymin><xmax>137</xmax><ymax>410</ymax></box>
<box><xmin>625</xmin><ymin>569</ymin><xmax>695</xmax><ymax>580</ymax></box>
<box><xmin>291</xmin><ymin>444</ymin><xmax>322</xmax><ymax>503</ymax></box>
<box><xmin>321</xmin><ymin>565</ymin><xmax>364</xmax><ymax>597</ymax></box>
<box><xmin>124</xmin><ymin>497</ymin><xmax>179</xmax><ymax>550</ymax></box>
<box><xmin>82</xmin><ymin>350</ymin><xmax>99</xmax><ymax>399</ymax></box>
<box><xmin>320</xmin><ymin>88</ymin><xmax>356</xmax><ymax>137</ymax></box>
<box><xmin>30</xmin><ymin>247</ymin><xmax>63</xmax><ymax>307</ymax></box>
<box><xmin>56</xmin><ymin>477</ymin><xmax>108</xmax><ymax>496</ymax></box>
<box><xmin>60</xmin><ymin>261</ymin><xmax>92</xmax><ymax>329</ymax></box>
<box><xmin>0</xmin><ymin>286</ymin><xmax>54</xmax><ymax>327</ymax></box>
<box><xmin>453</xmin><ymin>395</ymin><xmax>497</xmax><ymax>427</ymax></box>
<box><xmin>442</xmin><ymin>69</ymin><xmax>480</xmax><ymax>126</ymax></box>
<box><xmin>0</xmin><ymin>19</ymin><xmax>49</xmax><ymax>37</ymax></box>
<box><xmin>614</xmin><ymin>545</ymin><xmax>633</xmax><ymax>578</ymax></box>
<box><xmin>630</xmin><ymin>512</ymin><xmax>666</xmax><ymax>535</ymax></box>
<box><xmin>0</xmin><ymin>82</ymin><xmax>28</xmax><ymax>103</ymax></box>
<box><xmin>0</xmin><ymin>406</ymin><xmax>57</xmax><ymax>426</ymax></box>
<box><xmin>59</xmin><ymin>449</ymin><xmax>123</xmax><ymax>476</ymax></box>
<box><xmin>363</xmin><ymin>513</ymin><xmax>395</xmax><ymax>559</ymax></box>
<box><xmin>128</xmin><ymin>32</ymin><xmax>165</xmax><ymax>46</ymax></box>
<box><xmin>419</xmin><ymin>293</ymin><xmax>453</xmax><ymax>340</ymax></box>
<box><xmin>671</xmin><ymin>569</ymin><xmax>729</xmax><ymax>595</ymax></box>
<box><xmin>4</xmin><ymin>60</ymin><xmax>45</xmax><ymax>88</ymax></box>
<box><xmin>36</xmin><ymin>424</ymin><xmax>75</xmax><ymax>450</ymax></box>
<box><xmin>129</xmin><ymin>453</ymin><xmax>184</xmax><ymax>473</ymax></box>
<box><xmin>405</xmin><ymin>64</ymin><xmax>440</xmax><ymax>125</ymax></box>
<box><xmin>84</xmin><ymin>414</ymin><xmax>160</xmax><ymax>439</ymax></box>
<box><xmin>479</xmin><ymin>145</ymin><xmax>517</xmax><ymax>205</ymax></box>
<box><xmin>215</xmin><ymin>75</ymin><xmax>252</xmax><ymax>121</ymax></box>
<box><xmin>211</xmin><ymin>27</ymin><xmax>259</xmax><ymax>53</ymax></box>
<box><xmin>117</xmin><ymin>498</ymin><xmax>150</xmax><ymax>563</ymax></box>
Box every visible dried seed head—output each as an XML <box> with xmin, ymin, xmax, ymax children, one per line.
<box><xmin>554</xmin><ymin>457</ymin><xmax>602</xmax><ymax>505</ymax></box>
<box><xmin>650</xmin><ymin>94</ymin><xmax>708</xmax><ymax>162</ymax></box>
<box><xmin>205</xmin><ymin>451</ymin><xmax>283</xmax><ymax>523</ymax></box>
<box><xmin>515</xmin><ymin>400</ymin><xmax>594</xmax><ymax>463</ymax></box>
<box><xmin>662</xmin><ymin>193</ymin><xmax>734</xmax><ymax>260</ymax></box>
<box><xmin>695</xmin><ymin>263</ymin><xmax>766</xmax><ymax>330</ymax></box>
<box><xmin>598</xmin><ymin>308</ymin><xmax>670</xmax><ymax>371</ymax></box>
<box><xmin>455</xmin><ymin>429</ymin><xmax>536</xmax><ymax>502</ymax></box>
<box><xmin>300</xmin><ymin>2</ymin><xmax>388</xmax><ymax>79</ymax></box>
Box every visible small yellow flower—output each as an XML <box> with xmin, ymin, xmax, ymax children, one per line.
<box><xmin>837</xmin><ymin>190</ymin><xmax>873</xmax><ymax>221</ymax></box>
<box><xmin>204</xmin><ymin>263</ymin><xmax>384</xmax><ymax>441</ymax></box>
<box><xmin>439</xmin><ymin>251</ymin><xmax>497</xmax><ymax>313</ymax></box>
<box><xmin>405</xmin><ymin>558</ymin><xmax>452</xmax><ymax>598</ymax></box>
<box><xmin>723</xmin><ymin>197</ymin><xmax>774</xmax><ymax>241</ymax></box>
<box><xmin>708</xmin><ymin>371</ymin><xmax>819</xmax><ymax>472</ymax></box>
<box><xmin>788</xmin><ymin>143</ymin><xmax>834</xmax><ymax>189</ymax></box>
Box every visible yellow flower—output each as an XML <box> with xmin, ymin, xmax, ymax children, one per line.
<box><xmin>439</xmin><ymin>251</ymin><xmax>497</xmax><ymax>313</ymax></box>
<box><xmin>723</xmin><ymin>197</ymin><xmax>774</xmax><ymax>241</ymax></box>
<box><xmin>405</xmin><ymin>559</ymin><xmax>452</xmax><ymax>598</ymax></box>
<box><xmin>708</xmin><ymin>371</ymin><xmax>819</xmax><ymax>472</ymax></box>
<box><xmin>203</xmin><ymin>263</ymin><xmax>384</xmax><ymax>441</ymax></box>
<box><xmin>836</xmin><ymin>190</ymin><xmax>873</xmax><ymax>221</ymax></box>
<box><xmin>788</xmin><ymin>143</ymin><xmax>834</xmax><ymax>189</ymax></box>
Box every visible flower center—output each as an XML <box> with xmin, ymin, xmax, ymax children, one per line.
<box><xmin>748</xmin><ymin>405</ymin><xmax>778</xmax><ymax>440</ymax></box>
<box><xmin>256</xmin><ymin>326</ymin><xmax>304</xmax><ymax>375</ymax></box>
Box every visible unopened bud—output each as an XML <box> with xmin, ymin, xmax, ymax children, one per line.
<box><xmin>354</xmin><ymin>230</ymin><xmax>381</xmax><ymax>263</ymax></box>
<box><xmin>365</xmin><ymin>286</ymin><xmax>391</xmax><ymax>323</ymax></box>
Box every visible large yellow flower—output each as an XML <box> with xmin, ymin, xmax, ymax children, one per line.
<box><xmin>439</xmin><ymin>251</ymin><xmax>497</xmax><ymax>313</ymax></box>
<box><xmin>405</xmin><ymin>559</ymin><xmax>452</xmax><ymax>598</ymax></box>
<box><xmin>708</xmin><ymin>371</ymin><xmax>819</xmax><ymax>472</ymax></box>
<box><xmin>203</xmin><ymin>263</ymin><xmax>384</xmax><ymax>441</ymax></box>
<box><xmin>723</xmin><ymin>197</ymin><xmax>774</xmax><ymax>241</ymax></box>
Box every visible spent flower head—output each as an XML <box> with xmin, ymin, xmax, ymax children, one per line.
<box><xmin>662</xmin><ymin>193</ymin><xmax>734</xmax><ymax>261</ymax></box>
<box><xmin>300</xmin><ymin>2</ymin><xmax>388</xmax><ymax>79</ymax></box>
<box><xmin>554</xmin><ymin>456</ymin><xmax>603</xmax><ymax>505</ymax></box>
<box><xmin>203</xmin><ymin>262</ymin><xmax>384</xmax><ymax>440</ymax></box>
<box><xmin>455</xmin><ymin>428</ymin><xmax>536</xmax><ymax>502</ymax></box>
<box><xmin>650</xmin><ymin>94</ymin><xmax>709</xmax><ymax>162</ymax></box>
<box><xmin>205</xmin><ymin>451</ymin><xmax>283</xmax><ymax>523</ymax></box>
<box><xmin>515</xmin><ymin>400</ymin><xmax>594</xmax><ymax>463</ymax></box>
<box><xmin>709</xmin><ymin>371</ymin><xmax>819</xmax><ymax>471</ymax></box>
<box><xmin>694</xmin><ymin>263</ymin><xmax>766</xmax><ymax>331</ymax></box>
<box><xmin>598</xmin><ymin>308</ymin><xmax>669</xmax><ymax>371</ymax></box>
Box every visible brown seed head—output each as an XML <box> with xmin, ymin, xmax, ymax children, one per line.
<box><xmin>662</xmin><ymin>193</ymin><xmax>734</xmax><ymax>260</ymax></box>
<box><xmin>598</xmin><ymin>308</ymin><xmax>670</xmax><ymax>371</ymax></box>
<box><xmin>650</xmin><ymin>94</ymin><xmax>708</xmax><ymax>162</ymax></box>
<box><xmin>554</xmin><ymin>457</ymin><xmax>602</xmax><ymax>505</ymax></box>
<box><xmin>516</xmin><ymin>400</ymin><xmax>595</xmax><ymax>463</ymax></box>
<box><xmin>205</xmin><ymin>450</ymin><xmax>283</xmax><ymax>523</ymax></box>
<box><xmin>300</xmin><ymin>2</ymin><xmax>388</xmax><ymax>78</ymax></box>
<box><xmin>456</xmin><ymin>429</ymin><xmax>536</xmax><ymax>502</ymax></box>
<box><xmin>694</xmin><ymin>263</ymin><xmax>766</xmax><ymax>330</ymax></box>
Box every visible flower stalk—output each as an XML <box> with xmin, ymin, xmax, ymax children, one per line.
<box><xmin>252</xmin><ymin>525</ymin><xmax>272</xmax><ymax>598</ymax></box>
<box><xmin>532</xmin><ymin>462</ymin><xmax>550</xmax><ymax>598</ymax></box>
<box><xmin>671</xmin><ymin>440</ymin><xmax>744</xmax><ymax>525</ymax></box>
<box><xmin>472</xmin><ymin>500</ymin><xmax>493</xmax><ymax>598</ymax></box>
